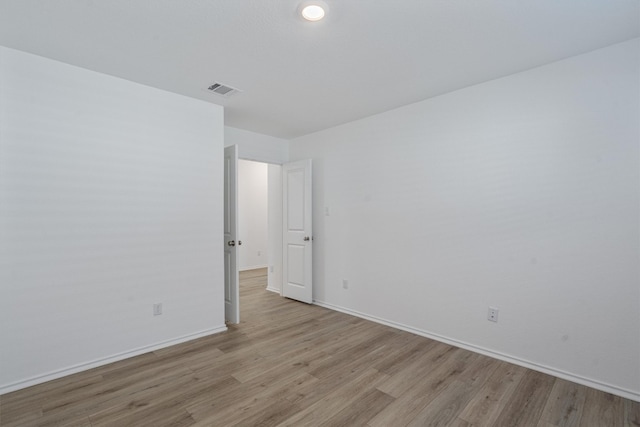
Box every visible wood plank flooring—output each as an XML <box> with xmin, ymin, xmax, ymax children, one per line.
<box><xmin>1</xmin><ymin>268</ymin><xmax>638</xmax><ymax>426</ymax></box>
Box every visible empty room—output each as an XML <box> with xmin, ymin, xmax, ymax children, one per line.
<box><xmin>0</xmin><ymin>1</ymin><xmax>638</xmax><ymax>426</ymax></box>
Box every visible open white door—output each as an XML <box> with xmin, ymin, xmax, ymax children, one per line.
<box><xmin>282</xmin><ymin>159</ymin><xmax>313</xmax><ymax>304</ymax></box>
<box><xmin>224</xmin><ymin>145</ymin><xmax>239</xmax><ymax>323</ymax></box>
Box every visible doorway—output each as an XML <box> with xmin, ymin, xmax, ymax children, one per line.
<box><xmin>236</xmin><ymin>159</ymin><xmax>283</xmax><ymax>319</ymax></box>
<box><xmin>223</xmin><ymin>147</ymin><xmax>312</xmax><ymax>323</ymax></box>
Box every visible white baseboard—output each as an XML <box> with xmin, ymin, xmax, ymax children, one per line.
<box><xmin>239</xmin><ymin>264</ymin><xmax>268</xmax><ymax>272</ymax></box>
<box><xmin>312</xmin><ymin>300</ymin><xmax>640</xmax><ymax>402</ymax></box>
<box><xmin>265</xmin><ymin>286</ymin><xmax>280</xmax><ymax>294</ymax></box>
<box><xmin>0</xmin><ymin>325</ymin><xmax>227</xmax><ymax>395</ymax></box>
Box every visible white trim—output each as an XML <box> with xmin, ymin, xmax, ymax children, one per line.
<box><xmin>312</xmin><ymin>300</ymin><xmax>640</xmax><ymax>402</ymax></box>
<box><xmin>266</xmin><ymin>286</ymin><xmax>281</xmax><ymax>294</ymax></box>
<box><xmin>0</xmin><ymin>325</ymin><xmax>227</xmax><ymax>395</ymax></box>
<box><xmin>239</xmin><ymin>264</ymin><xmax>268</xmax><ymax>272</ymax></box>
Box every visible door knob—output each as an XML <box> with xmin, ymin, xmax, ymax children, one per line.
<box><xmin>303</xmin><ymin>236</ymin><xmax>310</xmax><ymax>241</ymax></box>
<box><xmin>227</xmin><ymin>240</ymin><xmax>235</xmax><ymax>246</ymax></box>
<box><xmin>238</xmin><ymin>240</ymin><xmax>242</xmax><ymax>246</ymax></box>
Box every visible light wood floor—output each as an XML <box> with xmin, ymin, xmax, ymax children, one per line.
<box><xmin>1</xmin><ymin>268</ymin><xmax>638</xmax><ymax>426</ymax></box>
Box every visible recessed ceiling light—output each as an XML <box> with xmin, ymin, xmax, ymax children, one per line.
<box><xmin>301</xmin><ymin>3</ymin><xmax>325</xmax><ymax>22</ymax></box>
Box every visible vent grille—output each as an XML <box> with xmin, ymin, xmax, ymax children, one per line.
<box><xmin>205</xmin><ymin>82</ymin><xmax>241</xmax><ymax>97</ymax></box>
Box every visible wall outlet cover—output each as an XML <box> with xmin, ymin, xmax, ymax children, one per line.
<box><xmin>487</xmin><ymin>306</ymin><xmax>499</xmax><ymax>322</ymax></box>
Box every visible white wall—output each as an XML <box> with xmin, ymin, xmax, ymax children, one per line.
<box><xmin>238</xmin><ymin>160</ymin><xmax>268</xmax><ymax>270</ymax></box>
<box><xmin>0</xmin><ymin>46</ymin><xmax>226</xmax><ymax>394</ymax></box>
<box><xmin>225</xmin><ymin>126</ymin><xmax>289</xmax><ymax>165</ymax></box>
<box><xmin>289</xmin><ymin>39</ymin><xmax>640</xmax><ymax>400</ymax></box>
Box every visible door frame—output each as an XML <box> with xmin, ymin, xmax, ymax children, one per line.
<box><xmin>223</xmin><ymin>143</ymin><xmax>311</xmax><ymax>307</ymax></box>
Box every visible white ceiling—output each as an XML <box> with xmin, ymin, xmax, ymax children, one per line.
<box><xmin>0</xmin><ymin>1</ymin><xmax>638</xmax><ymax>139</ymax></box>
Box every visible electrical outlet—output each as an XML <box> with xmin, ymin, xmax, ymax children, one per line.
<box><xmin>270</xmin><ymin>265</ymin><xmax>274</xmax><ymax>273</ymax></box>
<box><xmin>343</xmin><ymin>279</ymin><xmax>349</xmax><ymax>289</ymax></box>
<box><xmin>153</xmin><ymin>303</ymin><xmax>163</xmax><ymax>316</ymax></box>
<box><xmin>487</xmin><ymin>307</ymin><xmax>499</xmax><ymax>322</ymax></box>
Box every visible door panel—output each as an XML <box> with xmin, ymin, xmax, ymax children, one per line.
<box><xmin>286</xmin><ymin>169</ymin><xmax>305</xmax><ymax>230</ymax></box>
<box><xmin>224</xmin><ymin>145</ymin><xmax>239</xmax><ymax>323</ymax></box>
<box><xmin>282</xmin><ymin>159</ymin><xmax>312</xmax><ymax>304</ymax></box>
<box><xmin>287</xmin><ymin>244</ymin><xmax>305</xmax><ymax>285</ymax></box>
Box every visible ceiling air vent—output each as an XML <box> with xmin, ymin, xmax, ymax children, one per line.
<box><xmin>205</xmin><ymin>82</ymin><xmax>241</xmax><ymax>98</ymax></box>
